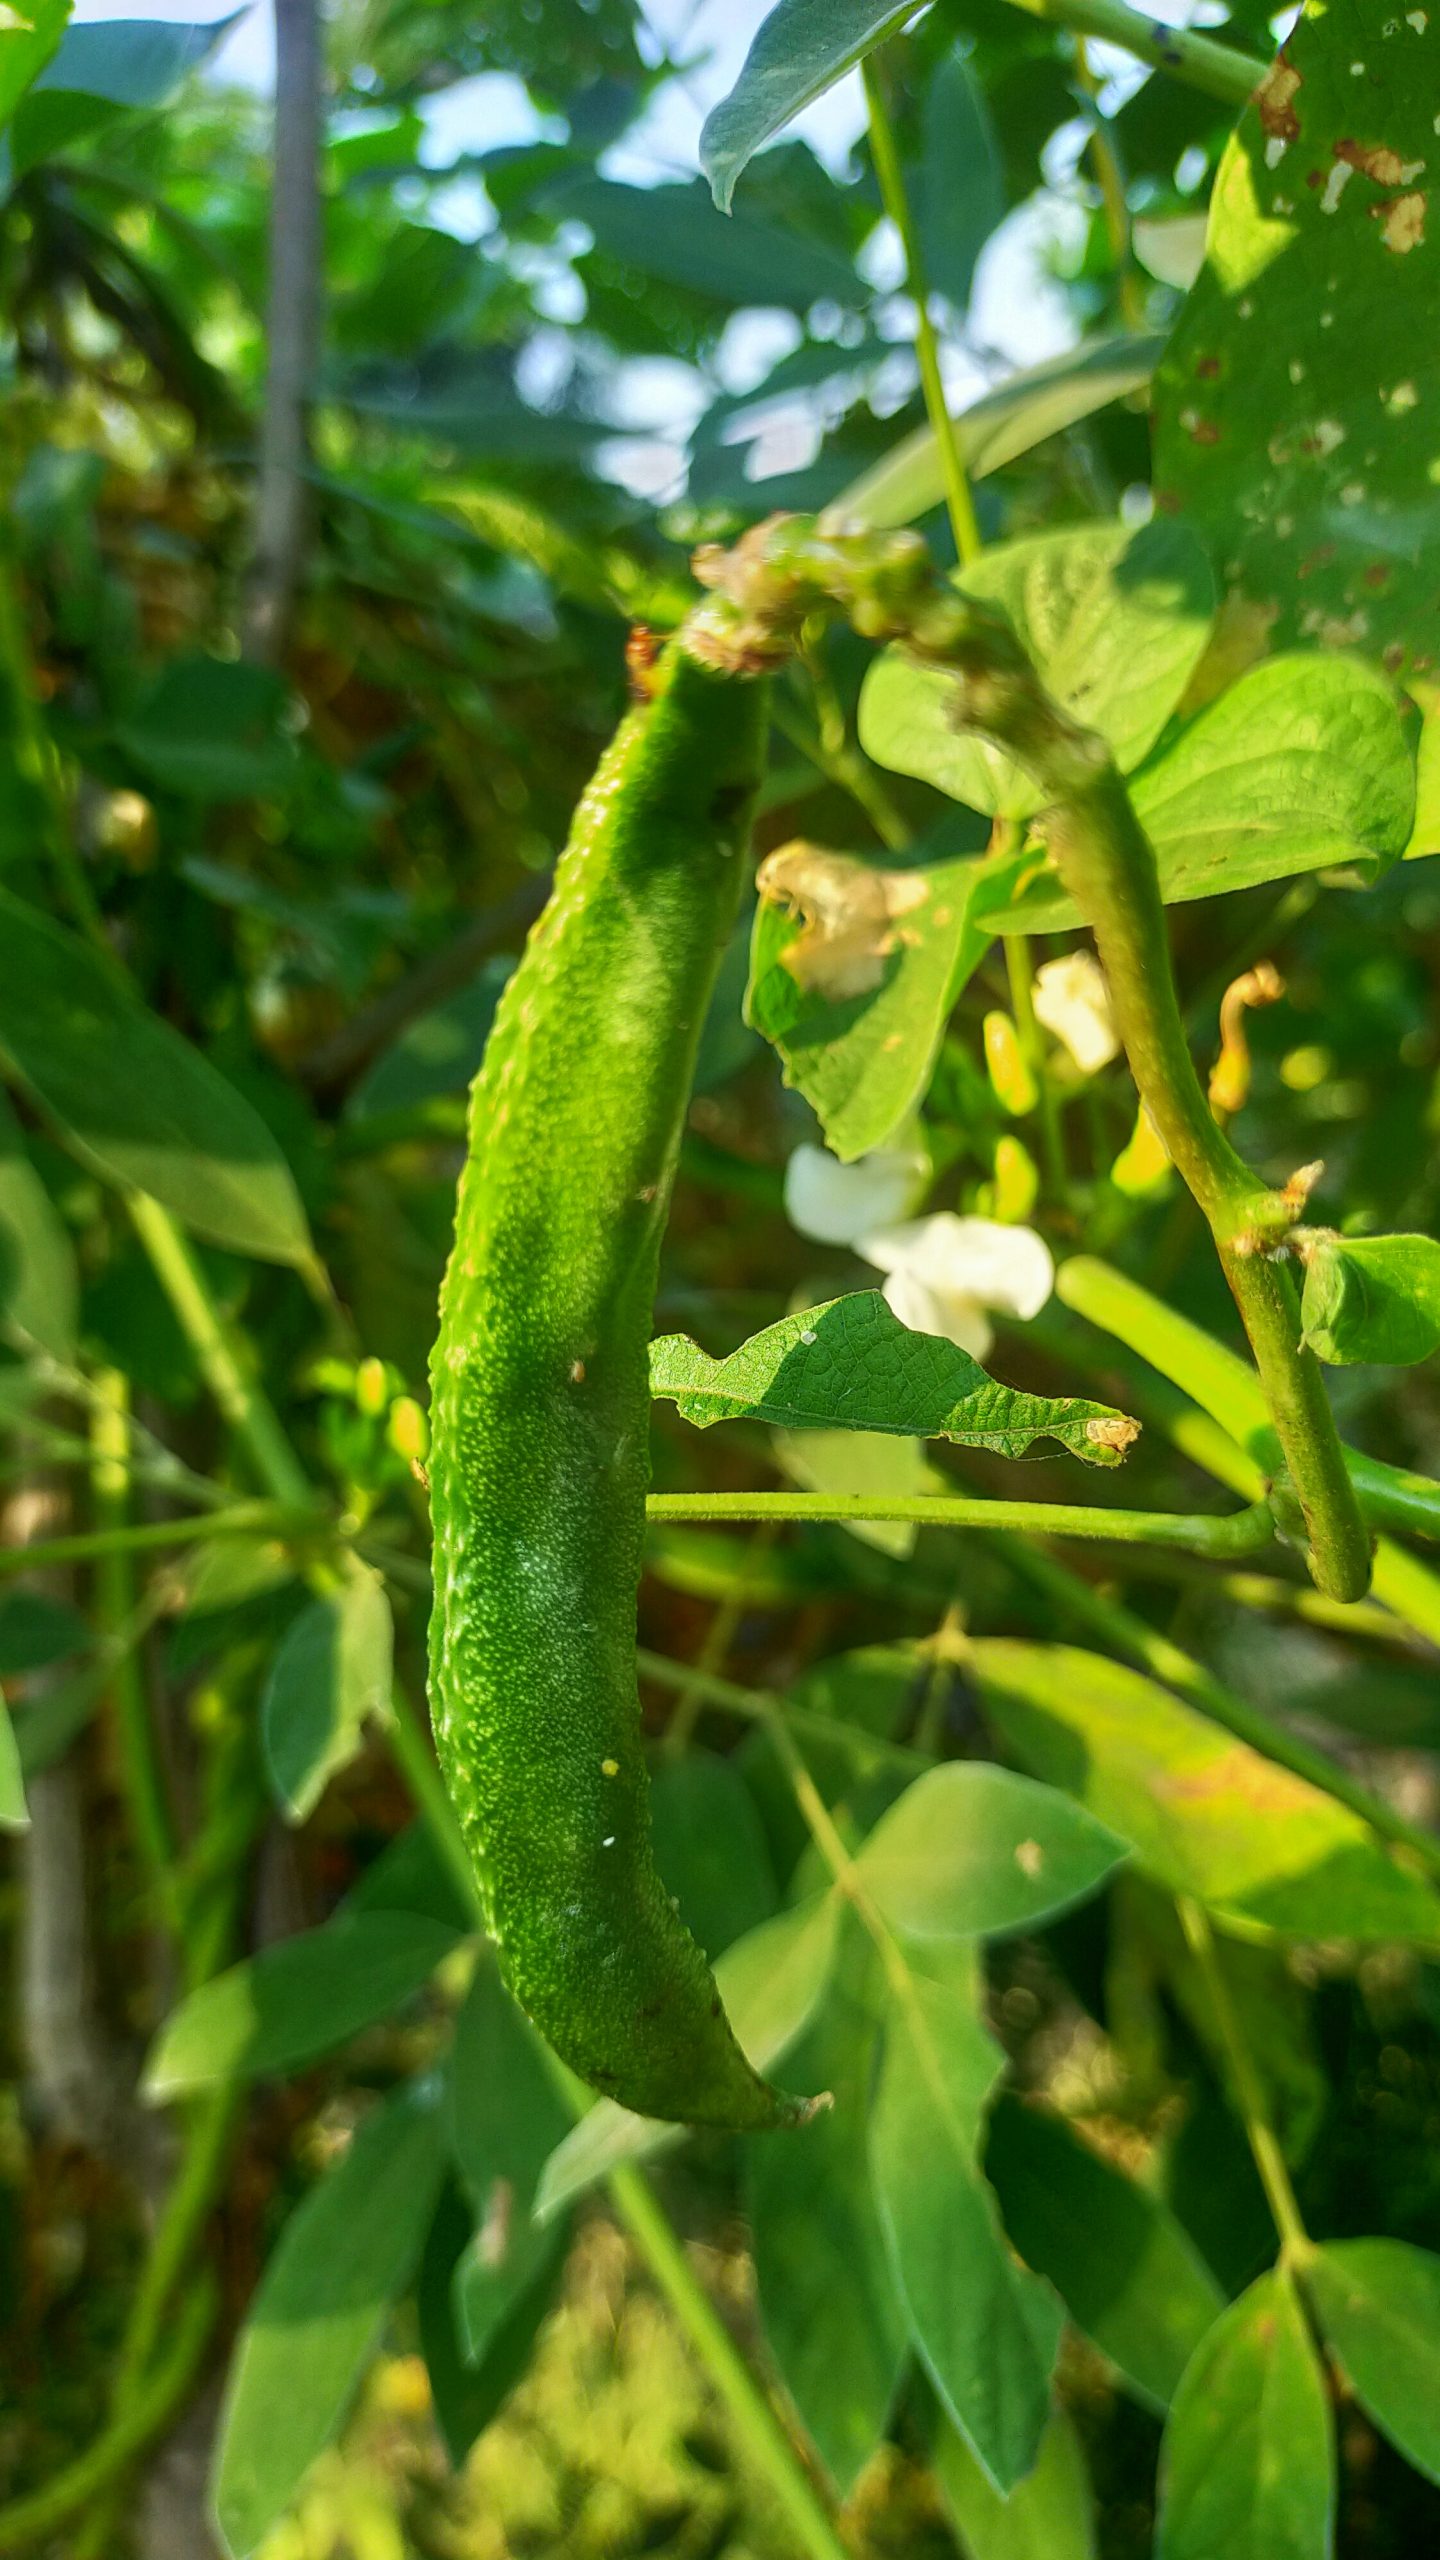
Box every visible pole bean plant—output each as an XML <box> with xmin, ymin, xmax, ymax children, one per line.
<box><xmin>2</xmin><ymin>0</ymin><xmax>1440</xmax><ymax>2553</ymax></box>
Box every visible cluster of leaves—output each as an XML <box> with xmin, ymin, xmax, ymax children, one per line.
<box><xmin>2</xmin><ymin>3</ymin><xmax>1440</xmax><ymax>2560</ymax></box>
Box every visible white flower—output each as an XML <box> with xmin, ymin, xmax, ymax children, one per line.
<box><xmin>858</xmin><ymin>1213</ymin><xmax>1054</xmax><ymax>1360</ymax></box>
<box><xmin>783</xmin><ymin>1141</ymin><xmax>929</xmax><ymax>1247</ymax></box>
<box><xmin>1033</xmin><ymin>952</ymin><xmax>1119</xmax><ymax>1076</ymax></box>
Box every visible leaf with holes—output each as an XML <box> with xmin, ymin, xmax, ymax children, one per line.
<box><xmin>651</xmin><ymin>1294</ymin><xmax>1137</xmax><ymax>1465</ymax></box>
<box><xmin>1155</xmin><ymin>0</ymin><xmax>1440</xmax><ymax>670</ymax></box>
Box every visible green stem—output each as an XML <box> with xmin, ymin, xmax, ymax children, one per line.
<box><xmin>606</xmin><ymin>2163</ymin><xmax>849</xmax><ymax>2560</ymax></box>
<box><xmin>1074</xmin><ymin>36</ymin><xmax>1145</xmax><ymax>332</ymax></box>
<box><xmin>125</xmin><ymin>1194</ymin><xmax>313</xmax><ymax>1509</ymax></box>
<box><xmin>862</xmin><ymin>53</ymin><xmax>982</xmax><ymax>566</ymax></box>
<box><xmin>990</xmin><ymin>1534</ymin><xmax>1440</xmax><ymax>1878</ymax></box>
<box><xmin>1055</xmin><ymin>1256</ymin><xmax>1440</xmax><ymax>1645</ymax></box>
<box><xmin>647</xmin><ymin>1489</ymin><xmax>1275</xmax><ymax>1556</ymax></box>
<box><xmin>1005</xmin><ymin>0</ymin><xmax>1261</xmax><ymax>103</ymax></box>
<box><xmin>90</xmin><ymin>1370</ymin><xmax>180</xmax><ymax>1922</ymax></box>
<box><xmin>0</xmin><ymin>2273</ymin><xmax>217</xmax><ymax>2554</ymax></box>
<box><xmin>1176</xmin><ymin>1897</ymin><xmax>1313</xmax><ymax>2266</ymax></box>
<box><xmin>772</xmin><ymin>696</ymin><xmax>911</xmax><ymax>852</ymax></box>
<box><xmin>0</xmin><ymin>1497</ymin><xmax>314</xmax><ymax>1579</ymax></box>
<box><xmin>1044</xmin><ymin>775</ymin><xmax>1370</xmax><ymax>1602</ymax></box>
<box><xmin>638</xmin><ymin>1645</ymin><xmax>931</xmax><ymax>1774</ymax></box>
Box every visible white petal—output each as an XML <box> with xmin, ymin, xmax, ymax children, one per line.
<box><xmin>783</xmin><ymin>1141</ymin><xmax>928</xmax><ymax>1246</ymax></box>
<box><xmin>1033</xmin><ymin>951</ymin><xmax>1120</xmax><ymax>1076</ymax></box>
<box><xmin>860</xmin><ymin>1213</ymin><xmax>1054</xmax><ymax>1321</ymax></box>
<box><xmin>883</xmin><ymin>1267</ymin><xmax>993</xmax><ymax>1360</ymax></box>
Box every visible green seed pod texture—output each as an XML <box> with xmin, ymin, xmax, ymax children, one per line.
<box><xmin>428</xmin><ymin>644</ymin><xmax>811</xmax><ymax>2131</ymax></box>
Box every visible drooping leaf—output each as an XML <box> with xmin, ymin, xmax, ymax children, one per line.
<box><xmin>212</xmin><ymin>2081</ymin><xmax>447</xmax><ymax>2558</ymax></box>
<box><xmin>971</xmin><ymin>1641</ymin><xmax>1440</xmax><ymax>1945</ymax></box>
<box><xmin>746</xmin><ymin>852</ymin><xmax>995</xmax><ymax>1161</ymax></box>
<box><xmin>1157</xmin><ymin>2268</ymin><xmax>1335</xmax><ymax>2559</ymax></box>
<box><xmin>858</xmin><ymin>520</ymin><xmax>1215</xmax><ymax>822</ymax></box>
<box><xmin>650</xmin><ymin>1749</ymin><xmax>778</xmax><ymax>1960</ymax></box>
<box><xmin>854</xmin><ymin>1763</ymin><xmax>1128</xmax><ymax>1943</ymax></box>
<box><xmin>0</xmin><ymin>1087</ymin><xmax>76</xmax><ymax>1358</ymax></box>
<box><xmin>1300</xmin><ymin>1232</ymin><xmax>1440</xmax><ymax>1368</ymax></box>
<box><xmin>837</xmin><ymin>335</ymin><xmax>1165</xmax><ymax>529</ymax></box>
<box><xmin>261</xmin><ymin>1569</ymin><xmax>394</xmax><ymax>1824</ymax></box>
<box><xmin>651</xmin><ymin>1294</ymin><xmax>1138</xmax><ymax>1465</ymax></box>
<box><xmin>0</xmin><ymin>888</ymin><xmax>312</xmax><ymax>1265</ymax></box>
<box><xmin>985</xmin><ymin>2097</ymin><xmax>1225</xmax><ymax>2412</ymax></box>
<box><xmin>700</xmin><ymin>0</ymin><xmax>923</xmax><ymax>212</ymax></box>
<box><xmin>935</xmin><ymin>2403</ymin><xmax>1097</xmax><ymax>2560</ymax></box>
<box><xmin>983</xmin><ymin>655</ymin><xmax>1415</xmax><ymax>930</ymax></box>
<box><xmin>1308</xmin><ymin>2238</ymin><xmax>1440</xmax><ymax>2484</ymax></box>
<box><xmin>534</xmin><ymin>1893</ymin><xmax>839</xmax><ymax>2219</ymax></box>
<box><xmin>448</xmin><ymin>1962</ymin><xmax>572</xmax><ymax>2368</ymax></box>
<box><xmin>143</xmin><ymin>1912</ymin><xmax>461</xmax><ymax>2099</ymax></box>
<box><xmin>745</xmin><ymin>1950</ymin><xmax>909</xmax><ymax>2495</ymax></box>
<box><xmin>1155</xmin><ymin>0</ymin><xmax>1440</xmax><ymax>670</ymax></box>
<box><xmin>869</xmin><ymin>1961</ymin><xmax>1062</xmax><ymax>2493</ymax></box>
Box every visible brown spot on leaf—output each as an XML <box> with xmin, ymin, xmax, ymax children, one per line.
<box><xmin>1085</xmin><ymin>1415</ymin><xmax>1141</xmax><ymax>1456</ymax></box>
<box><xmin>1335</xmin><ymin>137</ymin><xmax>1426</xmax><ymax>184</ymax></box>
<box><xmin>1375</xmin><ymin>189</ymin><xmax>1428</xmax><ymax>250</ymax></box>
<box><xmin>1256</xmin><ymin>55</ymin><xmax>1303</xmax><ymax>143</ymax></box>
<box><xmin>1196</xmin><ymin>354</ymin><xmax>1222</xmax><ymax>380</ymax></box>
<box><xmin>1362</xmin><ymin>563</ymin><xmax>1391</xmax><ymax>589</ymax></box>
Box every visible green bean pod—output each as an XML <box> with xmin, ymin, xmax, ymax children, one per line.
<box><xmin>428</xmin><ymin>641</ymin><xmax>808</xmax><ymax>2129</ymax></box>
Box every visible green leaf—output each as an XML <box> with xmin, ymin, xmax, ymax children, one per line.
<box><xmin>854</xmin><ymin>1764</ymin><xmax>1129</xmax><ymax>1942</ymax></box>
<box><xmin>915</xmin><ymin>51</ymin><xmax>1005</xmax><ymax>313</ymax></box>
<box><xmin>985</xmin><ymin>655</ymin><xmax>1415</xmax><ymax>929</ymax></box>
<box><xmin>650</xmin><ymin>1749</ymin><xmax>777</xmax><ymax>1960</ymax></box>
<box><xmin>0</xmin><ymin>1</ymin><xmax>71</xmax><ymax>137</ymax></box>
<box><xmin>858</xmin><ymin>519</ymin><xmax>1215</xmax><ymax>823</ymax></box>
<box><xmin>533</xmin><ymin>1893</ymin><xmax>839</xmax><ymax>2219</ymax></box>
<box><xmin>261</xmin><ymin>1569</ymin><xmax>394</xmax><ymax>1824</ymax></box>
<box><xmin>836</xmin><ymin>336</ymin><xmax>1165</xmax><ymax>530</ymax></box>
<box><xmin>0</xmin><ymin>1586</ymin><xmax>88</xmax><ymax>1676</ymax></box>
<box><xmin>212</xmin><ymin>2080</ymin><xmax>447</xmax><ymax>2559</ymax></box>
<box><xmin>1155</xmin><ymin>0</ymin><xmax>1440</xmax><ymax>672</ymax></box>
<box><xmin>746</xmin><ymin>852</ymin><xmax>994</xmax><ymax>1160</ymax></box>
<box><xmin>700</xmin><ymin>0</ymin><xmax>922</xmax><ymax>213</ymax></box>
<box><xmin>651</xmin><ymin>1294</ymin><xmax>1137</xmax><ymax>1465</ymax></box>
<box><xmin>553</xmin><ymin>171</ymin><xmax>864</xmax><ymax>311</ymax></box>
<box><xmin>935</xmin><ymin>2404</ymin><xmax>1096</xmax><ymax>2560</ymax></box>
<box><xmin>971</xmin><ymin>1641</ymin><xmax>1440</xmax><ymax>1945</ymax></box>
<box><xmin>1157</xmin><ymin>2269</ymin><xmax>1335</xmax><ymax>2559</ymax></box>
<box><xmin>0</xmin><ymin>1085</ymin><xmax>76</xmax><ymax>1357</ymax></box>
<box><xmin>0</xmin><ymin>889</ymin><xmax>312</xmax><ymax>1265</ymax></box>
<box><xmin>745</xmin><ymin>1949</ymin><xmax>909</xmax><ymax>2495</ymax></box>
<box><xmin>774</xmin><ymin>1424</ymin><xmax>943</xmax><ymax>1558</ymax></box>
<box><xmin>870</xmin><ymin>1964</ymin><xmax>1063</xmax><ymax>2492</ymax></box>
<box><xmin>1406</xmin><ymin>681</ymin><xmax>1440</xmax><ymax>859</ymax></box>
<box><xmin>0</xmin><ymin>1694</ymin><xmax>25</xmax><ymax>1832</ymax></box>
<box><xmin>985</xmin><ymin>2097</ymin><xmax>1225</xmax><ymax>2412</ymax></box>
<box><xmin>1308</xmin><ymin>2238</ymin><xmax>1440</xmax><ymax>2484</ymax></box>
<box><xmin>144</xmin><ymin>1911</ymin><xmax>461</xmax><ymax>2099</ymax></box>
<box><xmin>448</xmin><ymin>1963</ymin><xmax>572</xmax><ymax>2369</ymax></box>
<box><xmin>417</xmin><ymin>2178</ymin><xmax>562</xmax><ymax>2468</ymax></box>
<box><xmin>116</xmin><ymin>657</ymin><xmax>298</xmax><ymax>802</ymax></box>
<box><xmin>14</xmin><ymin>10</ymin><xmax>238</xmax><ymax>171</ymax></box>
<box><xmin>1300</xmin><ymin>1232</ymin><xmax>1440</xmax><ymax>1367</ymax></box>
